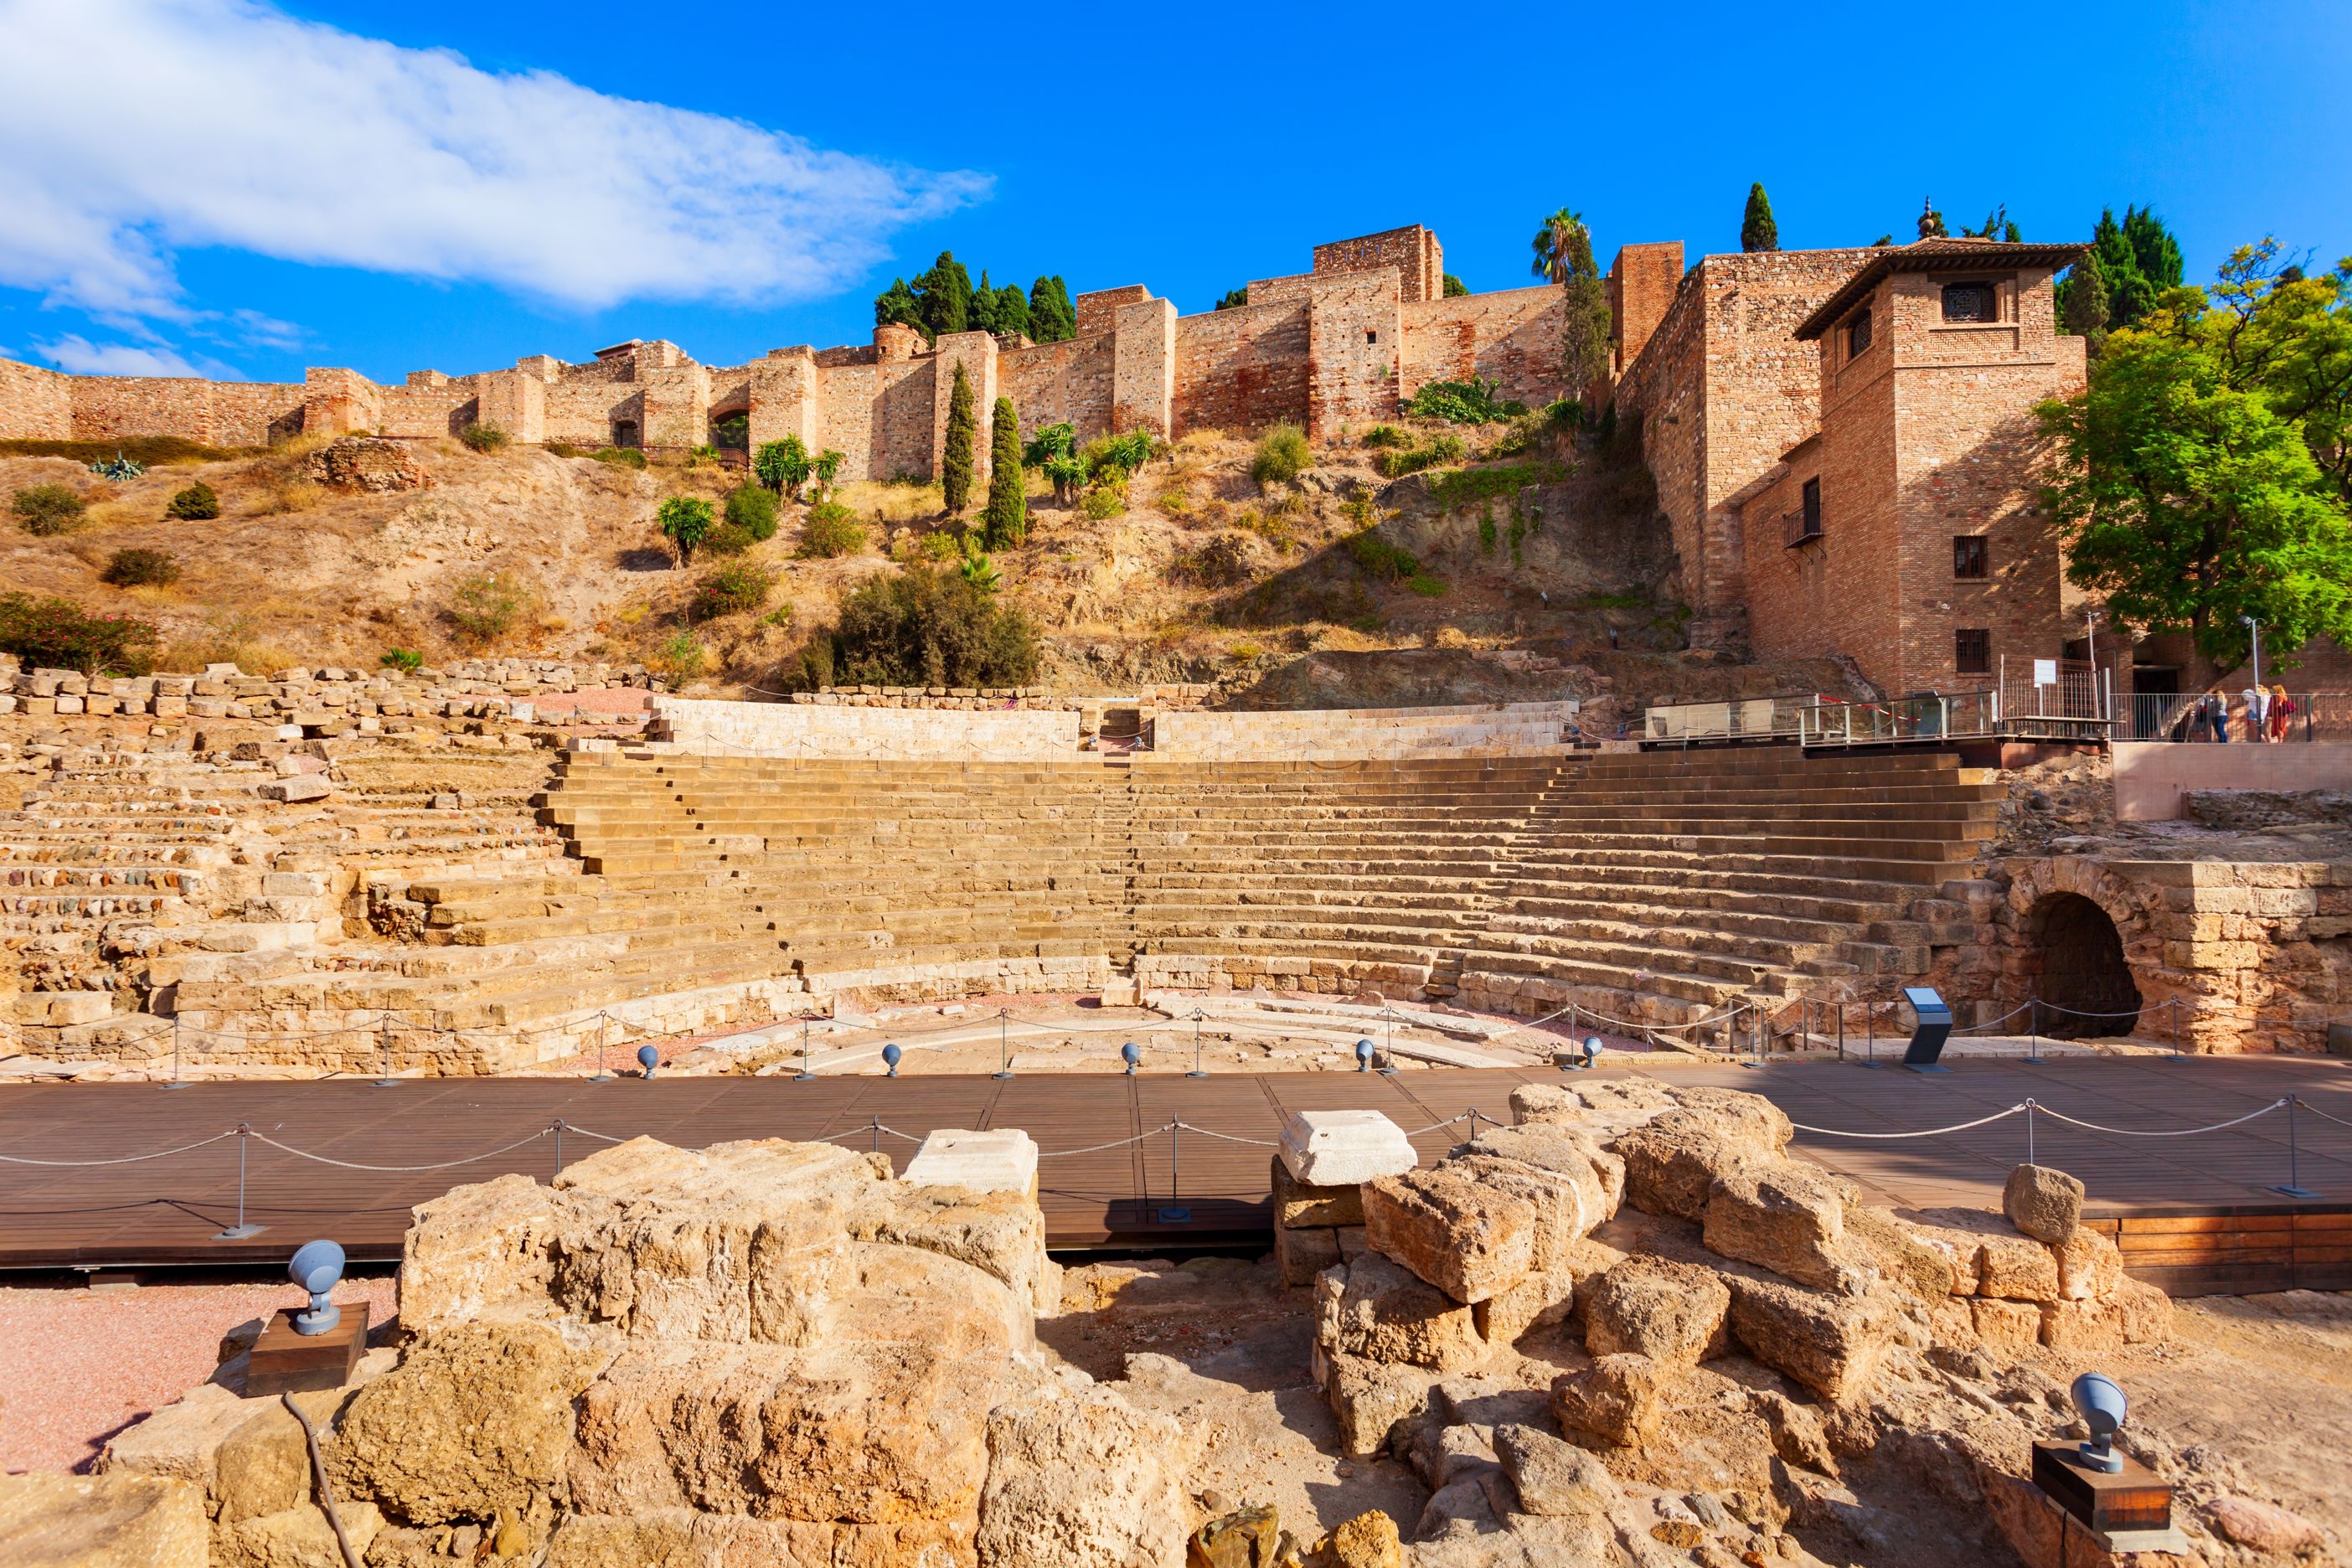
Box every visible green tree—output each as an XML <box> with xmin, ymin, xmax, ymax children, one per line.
<box><xmin>2036</xmin><ymin>241</ymin><xmax>2352</xmax><ymax>673</ymax></box>
<box><xmin>755</xmin><ymin>435</ymin><xmax>812</xmax><ymax>498</ymax></box>
<box><xmin>1029</xmin><ymin>276</ymin><xmax>1075</xmax><ymax>342</ymax></box>
<box><xmin>983</xmin><ymin>396</ymin><xmax>1026</xmax><ymax>549</ymax></box>
<box><xmin>913</xmin><ymin>252</ymin><xmax>972</xmax><ymax>339</ymax></box>
<box><xmin>970</xmin><ymin>269</ymin><xmax>1000</xmax><ymax>335</ymax></box>
<box><xmin>1442</xmin><ymin>274</ymin><xmax>1470</xmax><ymax>297</ymax></box>
<box><xmin>1530</xmin><ymin>208</ymin><xmax>1612</xmax><ymax>390</ymax></box>
<box><xmin>874</xmin><ymin>276</ymin><xmax>923</xmax><ymax>333</ymax></box>
<box><xmin>993</xmin><ymin>281</ymin><xmax>1031</xmax><ymax>340</ymax></box>
<box><xmin>2069</xmin><ymin>205</ymin><xmax>2186</xmax><ymax>333</ymax></box>
<box><xmin>818</xmin><ymin>565</ymin><xmax>1039</xmax><ymax>686</ymax></box>
<box><xmin>658</xmin><ymin>495</ymin><xmax>714</xmax><ymax>565</ymax></box>
<box><xmin>1214</xmin><ymin>286</ymin><xmax>1249</xmax><ymax>310</ymax></box>
<box><xmin>1962</xmin><ymin>204</ymin><xmax>2020</xmax><ymax>242</ymax></box>
<box><xmin>1741</xmin><ymin>183</ymin><xmax>1778</xmax><ymax>253</ymax></box>
<box><xmin>2061</xmin><ymin>251</ymin><xmax>2112</xmax><ymax>345</ymax></box>
<box><xmin>1916</xmin><ymin>199</ymin><xmax>1947</xmax><ymax>239</ymax></box>
<box><xmin>941</xmin><ymin>363</ymin><xmax>977</xmax><ymax>514</ymax></box>
<box><xmin>812</xmin><ymin>448</ymin><xmax>846</xmax><ymax>501</ymax></box>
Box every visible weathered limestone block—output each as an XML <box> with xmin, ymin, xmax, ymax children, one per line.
<box><xmin>1551</xmin><ymin>1353</ymin><xmax>1674</xmax><ymax>1448</ymax></box>
<box><xmin>1492</xmin><ymin>1423</ymin><xmax>1622</xmax><ymax>1517</ymax></box>
<box><xmin>2055</xmin><ymin>1229</ymin><xmax>2124</xmax><ymax>1301</ymax></box>
<box><xmin>543</xmin><ymin>1510</ymin><xmax>832</xmax><ymax>1568</ymax></box>
<box><xmin>1723</xmin><ymin>1276</ymin><xmax>1910</xmax><ymax>1404</ymax></box>
<box><xmin>1447</xmin><ymin>1122</ymin><xmax>1622</xmax><ymax>1239</ymax></box>
<box><xmin>221</xmin><ymin>1499</ymin><xmax>385</xmax><ymax>1568</ymax></box>
<box><xmin>0</xmin><ymin>1473</ymin><xmax>209</xmax><ymax>1568</ymax></box>
<box><xmin>1313</xmin><ymin>1510</ymin><xmax>1403</xmax><ymax>1568</ymax></box>
<box><xmin>395</xmin><ymin>1172</ymin><xmax>570</xmax><ymax>1333</ymax></box>
<box><xmin>1188</xmin><ymin>1504</ymin><xmax>1278</xmax><ymax>1568</ymax></box>
<box><xmin>857</xmin><ymin>1182</ymin><xmax>1058</xmax><ymax>1318</ymax></box>
<box><xmin>1746</xmin><ymin>1389</ymin><xmax>1838</xmax><ymax>1477</ymax></box>
<box><xmin>1581</xmin><ymin>1258</ymin><xmax>1731</xmax><ymax>1368</ymax></box>
<box><xmin>1279</xmin><ymin>1109</ymin><xmax>1416</xmax><ymax>1186</ymax></box>
<box><xmin>329</xmin><ymin>1321</ymin><xmax>608</xmax><ymax>1525</ymax></box>
<box><xmin>1361</xmin><ymin>1168</ymin><xmax>1535</xmax><ymax>1304</ymax></box>
<box><xmin>2002</xmin><ymin>1163</ymin><xmax>2085</xmax><ymax>1246</ymax></box>
<box><xmin>1275</xmin><ymin>1220</ymin><xmax>1342</xmax><ymax>1287</ymax></box>
<box><xmin>1470</xmin><ymin>1266</ymin><xmax>1576</xmax><ymax>1346</ymax></box>
<box><xmin>1511</xmin><ymin>1075</ymin><xmax>1679</xmax><ymax>1141</ymax></box>
<box><xmin>1314</xmin><ymin>1254</ymin><xmax>1483</xmax><ymax>1372</ymax></box>
<box><xmin>307</xmin><ymin>436</ymin><xmax>432</xmax><ymax>493</ymax></box>
<box><xmin>902</xmin><ymin>1128</ymin><xmax>1039</xmax><ymax>1199</ymax></box>
<box><xmin>1271</xmin><ymin>1154</ymin><xmax>1363</xmax><ymax>1229</ymax></box>
<box><xmin>2113</xmin><ymin>1277</ymin><xmax>2174</xmax><ymax>1344</ymax></box>
<box><xmin>1971</xmin><ymin>1297</ymin><xmax>2045</xmax><ymax>1354</ymax></box>
<box><xmin>1853</xmin><ymin>1208</ymin><xmax>1979</xmax><ymax>1297</ymax></box>
<box><xmin>1702</xmin><ymin>1161</ymin><xmax>1867</xmax><ymax>1294</ymax></box>
<box><xmin>2037</xmin><ymin>1297</ymin><xmax>2128</xmax><ymax>1354</ymax></box>
<box><xmin>1616</xmin><ymin>1110</ymin><xmax>1775</xmax><ymax>1222</ymax></box>
<box><xmin>1916</xmin><ymin>1207</ymin><xmax>2060</xmax><ymax>1301</ymax></box>
<box><xmin>975</xmin><ymin>1380</ymin><xmax>1189</xmax><ymax>1568</ymax></box>
<box><xmin>215</xmin><ymin>1389</ymin><xmax>361</xmax><ymax>1526</ymax></box>
<box><xmin>1323</xmin><ymin>1351</ymin><xmax>1433</xmax><ymax>1459</ymax></box>
<box><xmin>95</xmin><ymin>1381</ymin><xmax>264</xmax><ymax>1504</ymax></box>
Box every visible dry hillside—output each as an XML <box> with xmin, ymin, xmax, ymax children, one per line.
<box><xmin>3</xmin><ymin>419</ymin><xmax>1866</xmax><ymax>712</ymax></box>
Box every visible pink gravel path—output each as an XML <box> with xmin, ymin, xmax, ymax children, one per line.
<box><xmin>0</xmin><ymin>1273</ymin><xmax>398</xmax><ymax>1475</ymax></box>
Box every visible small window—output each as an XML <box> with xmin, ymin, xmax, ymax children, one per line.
<box><xmin>1952</xmin><ymin>536</ymin><xmax>1988</xmax><ymax>579</ymax></box>
<box><xmin>1942</xmin><ymin>282</ymin><xmax>1997</xmax><ymax>322</ymax></box>
<box><xmin>1785</xmin><ymin>477</ymin><xmax>1823</xmax><ymax>548</ymax></box>
<box><xmin>1366</xmin><ymin>330</ymin><xmax>1379</xmax><ymax>344</ymax></box>
<box><xmin>1844</xmin><ymin>308</ymin><xmax>1873</xmax><ymax>358</ymax></box>
<box><xmin>611</xmin><ymin>419</ymin><xmax>640</xmax><ymax>449</ymax></box>
<box><xmin>1955</xmin><ymin>628</ymin><xmax>1991</xmax><ymax>675</ymax></box>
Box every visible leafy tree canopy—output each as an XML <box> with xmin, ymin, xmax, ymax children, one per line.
<box><xmin>1741</xmin><ymin>183</ymin><xmax>1778</xmax><ymax>254</ymax></box>
<box><xmin>1214</xmin><ymin>286</ymin><xmax>1249</xmax><ymax>311</ymax></box>
<box><xmin>1442</xmin><ymin>274</ymin><xmax>1470</xmax><ymax>297</ymax></box>
<box><xmin>2037</xmin><ymin>239</ymin><xmax>2352</xmax><ymax>671</ymax></box>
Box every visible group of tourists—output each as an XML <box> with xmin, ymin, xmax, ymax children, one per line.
<box><xmin>2185</xmin><ymin>684</ymin><xmax>2299</xmax><ymax>742</ymax></box>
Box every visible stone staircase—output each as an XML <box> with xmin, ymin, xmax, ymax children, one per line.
<box><xmin>7</xmin><ymin>735</ymin><xmax>2004</xmax><ymax>1072</ymax></box>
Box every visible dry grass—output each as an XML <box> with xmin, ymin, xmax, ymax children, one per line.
<box><xmin>156</xmin><ymin>611</ymin><xmax>304</xmax><ymax>677</ymax></box>
<box><xmin>835</xmin><ymin>479</ymin><xmax>941</xmax><ymax>527</ymax></box>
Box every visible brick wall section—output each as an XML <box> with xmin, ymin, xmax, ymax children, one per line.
<box><xmin>1606</xmin><ymin>243</ymin><xmax>1684</xmax><ymax>374</ymax></box>
<box><xmin>1305</xmin><ymin>270</ymin><xmax>1401</xmax><ymax>438</ymax></box>
<box><xmin>930</xmin><ymin>332</ymin><xmax>998</xmax><ymax>485</ymax></box>
<box><xmin>1111</xmin><ymin>297</ymin><xmax>1177</xmax><ymax>437</ymax></box>
<box><xmin>1075</xmin><ymin>286</ymin><xmax>1151</xmax><ymax>341</ymax></box>
<box><xmin>1173</xmin><ymin>302</ymin><xmax>1310</xmax><ymax>435</ymax></box>
<box><xmin>1002</xmin><ymin>334</ymin><xmax>1117</xmax><ymax>445</ymax></box>
<box><xmin>0</xmin><ymin>358</ymin><xmax>72</xmax><ymax>439</ymax></box>
<box><xmin>0</xmin><ymin>361</ymin><xmax>306</xmax><ymax>447</ymax></box>
<box><xmin>1313</xmin><ymin>225</ymin><xmax>1443</xmax><ymax>303</ymax></box>
<box><xmin>1400</xmin><ymin>286</ymin><xmax>1565</xmax><ymax>406</ymax></box>
<box><xmin>1613</xmin><ymin>248</ymin><xmax>1882</xmax><ymax>643</ymax></box>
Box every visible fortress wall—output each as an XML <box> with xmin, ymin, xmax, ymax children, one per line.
<box><xmin>545</xmin><ymin>381</ymin><xmax>634</xmax><ymax>446</ymax></box>
<box><xmin>0</xmin><ymin>358</ymin><xmax>73</xmax><ymax>441</ymax></box>
<box><xmin>1305</xmin><ymin>270</ymin><xmax>1401</xmax><ymax>437</ymax></box>
<box><xmin>70</xmin><ymin>374</ymin><xmax>306</xmax><ymax>447</ymax></box>
<box><xmin>377</xmin><ymin>382</ymin><xmax>477</xmax><ymax>439</ymax></box>
<box><xmin>649</xmin><ymin>695</ymin><xmax>1080</xmax><ymax>758</ymax></box>
<box><xmin>817</xmin><ymin>356</ymin><xmax>936</xmax><ymax>482</ymax></box>
<box><xmin>1400</xmin><ymin>286</ymin><xmax>1565</xmax><ymax>406</ymax></box>
<box><xmin>1002</xmin><ymin>333</ymin><xmax>1118</xmax><ymax>445</ymax></box>
<box><xmin>1173</xmin><ymin>302</ymin><xmax>1309</xmax><ymax>435</ymax></box>
<box><xmin>1313</xmin><ymin>224</ymin><xmax>1443</xmax><ymax>303</ymax></box>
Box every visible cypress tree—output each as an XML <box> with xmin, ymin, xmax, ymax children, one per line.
<box><xmin>1741</xmin><ymin>183</ymin><xmax>1778</xmax><ymax>253</ymax></box>
<box><xmin>982</xmin><ymin>396</ymin><xmax>1025</xmax><ymax>549</ymax></box>
<box><xmin>970</xmin><ymin>269</ymin><xmax>999</xmax><ymax>335</ymax></box>
<box><xmin>915</xmin><ymin>252</ymin><xmax>972</xmax><ymax>339</ymax></box>
<box><xmin>874</xmin><ymin>277</ymin><xmax>921</xmax><ymax>332</ymax></box>
<box><xmin>1029</xmin><ymin>276</ymin><xmax>1075</xmax><ymax>342</ymax></box>
<box><xmin>941</xmin><ymin>363</ymin><xmax>977</xmax><ymax>514</ymax></box>
<box><xmin>2061</xmin><ymin>250</ymin><xmax>2111</xmax><ymax>344</ymax></box>
<box><xmin>994</xmin><ymin>282</ymin><xmax>1031</xmax><ymax>341</ymax></box>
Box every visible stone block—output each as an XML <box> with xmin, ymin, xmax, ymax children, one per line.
<box><xmin>2055</xmin><ymin>1229</ymin><xmax>2122</xmax><ymax>1301</ymax></box>
<box><xmin>1702</xmin><ymin>1161</ymin><xmax>1866</xmax><ymax>1294</ymax></box>
<box><xmin>1362</xmin><ymin>1168</ymin><xmax>1535</xmax><ymax>1304</ymax></box>
<box><xmin>2037</xmin><ymin>1296</ymin><xmax>2126</xmax><ymax>1354</ymax></box>
<box><xmin>260</xmin><ymin>777</ymin><xmax>331</xmax><ymax>802</ymax></box>
<box><xmin>1971</xmin><ymin>1297</ymin><xmax>2044</xmax><ymax>1354</ymax></box>
<box><xmin>0</xmin><ymin>1472</ymin><xmax>208</xmax><ymax>1568</ymax></box>
<box><xmin>2112</xmin><ymin>1277</ymin><xmax>2173</xmax><ymax>1344</ymax></box>
<box><xmin>1323</xmin><ymin>1350</ymin><xmax>1432</xmax><ymax>1459</ymax></box>
<box><xmin>1615</xmin><ymin>1112</ymin><xmax>1770</xmax><ymax>1222</ymax></box>
<box><xmin>1470</xmin><ymin>1266</ymin><xmax>1576</xmax><ymax>1347</ymax></box>
<box><xmin>2002</xmin><ymin>1163</ymin><xmax>2084</xmax><ymax>1245</ymax></box>
<box><xmin>902</xmin><ymin>1128</ymin><xmax>1039</xmax><ymax>1199</ymax></box>
<box><xmin>1551</xmin><ymin>1353</ymin><xmax>1673</xmax><ymax>1448</ymax></box>
<box><xmin>1581</xmin><ymin>1259</ymin><xmax>1730</xmax><ymax>1368</ymax></box>
<box><xmin>1493</xmin><ymin>1422</ymin><xmax>1621</xmax><ymax>1517</ymax></box>
<box><xmin>1275</xmin><ymin>1221</ymin><xmax>1341</xmax><ymax>1287</ymax></box>
<box><xmin>1315</xmin><ymin>1253</ymin><xmax>1483</xmax><ymax>1372</ymax></box>
<box><xmin>1271</xmin><ymin>1154</ymin><xmax>1363</xmax><ymax>1228</ymax></box>
<box><xmin>1724</xmin><ymin>1276</ymin><xmax>1907</xmax><ymax>1405</ymax></box>
<box><xmin>1279</xmin><ymin>1109</ymin><xmax>1416</xmax><ymax>1186</ymax></box>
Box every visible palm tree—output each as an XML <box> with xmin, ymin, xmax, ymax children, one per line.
<box><xmin>1529</xmin><ymin>209</ymin><xmax>1599</xmax><ymax>286</ymax></box>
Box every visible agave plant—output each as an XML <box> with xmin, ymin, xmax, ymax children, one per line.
<box><xmin>89</xmin><ymin>452</ymin><xmax>146</xmax><ymax>482</ymax></box>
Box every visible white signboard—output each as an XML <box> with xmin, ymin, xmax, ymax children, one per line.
<box><xmin>2032</xmin><ymin>658</ymin><xmax>2058</xmax><ymax>687</ymax></box>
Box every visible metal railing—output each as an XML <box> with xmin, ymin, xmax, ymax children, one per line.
<box><xmin>2117</xmin><ymin>692</ymin><xmax>2350</xmax><ymax>744</ymax></box>
<box><xmin>1796</xmin><ymin>691</ymin><xmax>2001</xmax><ymax>747</ymax></box>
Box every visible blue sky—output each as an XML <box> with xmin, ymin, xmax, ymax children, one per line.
<box><xmin>1</xmin><ymin>0</ymin><xmax>2345</xmax><ymax>387</ymax></box>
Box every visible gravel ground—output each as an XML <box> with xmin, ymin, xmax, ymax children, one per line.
<box><xmin>0</xmin><ymin>1271</ymin><xmax>398</xmax><ymax>1475</ymax></box>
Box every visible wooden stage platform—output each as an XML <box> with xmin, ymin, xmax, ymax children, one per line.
<box><xmin>3</xmin><ymin>1057</ymin><xmax>2347</xmax><ymax>1296</ymax></box>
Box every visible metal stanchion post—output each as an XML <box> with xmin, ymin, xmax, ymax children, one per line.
<box><xmin>2172</xmin><ymin>999</ymin><xmax>2184</xmax><ymax>1061</ymax></box>
<box><xmin>796</xmin><ymin>1017</ymin><xmax>815</xmax><ymax>1082</ymax></box>
<box><xmin>2270</xmin><ymin>1096</ymin><xmax>2318</xmax><ymax>1198</ymax></box>
<box><xmin>591</xmin><ymin>1014</ymin><xmax>614</xmax><ymax>1083</ymax></box>
<box><xmin>373</xmin><ymin>1015</ymin><xmax>399</xmax><ymax>1088</ymax></box>
<box><xmin>163</xmin><ymin>1014</ymin><xmax>191</xmax><ymax>1090</ymax></box>
<box><xmin>214</xmin><ymin>1123</ymin><xmax>266</xmax><ymax>1240</ymax></box>
<box><xmin>2026</xmin><ymin>1003</ymin><xmax>2039</xmax><ymax>1065</ymax></box>
<box><xmin>554</xmin><ymin>1118</ymin><xmax>564</xmax><ymax>1177</ymax></box>
<box><xmin>994</xmin><ymin>1009</ymin><xmax>1014</xmax><ymax>1081</ymax></box>
<box><xmin>1188</xmin><ymin>1010</ymin><xmax>1206</xmax><ymax>1079</ymax></box>
<box><xmin>2026</xmin><ymin>1100</ymin><xmax>2035</xmax><ymax>1166</ymax></box>
<box><xmin>1837</xmin><ymin>1002</ymin><xmax>1844</xmax><ymax>1062</ymax></box>
<box><xmin>1862</xmin><ymin>1003</ymin><xmax>1880</xmax><ymax>1069</ymax></box>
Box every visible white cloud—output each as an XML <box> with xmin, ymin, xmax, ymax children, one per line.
<box><xmin>34</xmin><ymin>336</ymin><xmax>235</xmax><ymax>378</ymax></box>
<box><xmin>0</xmin><ymin>0</ymin><xmax>988</xmax><ymax>318</ymax></box>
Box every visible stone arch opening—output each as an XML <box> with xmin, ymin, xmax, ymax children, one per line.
<box><xmin>2023</xmin><ymin>892</ymin><xmax>2142</xmax><ymax>1038</ymax></box>
<box><xmin>709</xmin><ymin>405</ymin><xmax>750</xmax><ymax>450</ymax></box>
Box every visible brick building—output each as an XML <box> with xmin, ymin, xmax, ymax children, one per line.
<box><xmin>1609</xmin><ymin>236</ymin><xmax>2091</xmax><ymax>695</ymax></box>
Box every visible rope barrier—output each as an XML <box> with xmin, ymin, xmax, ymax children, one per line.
<box><xmin>0</xmin><ymin>1129</ymin><xmax>238</xmax><ymax>1166</ymax></box>
<box><xmin>2030</xmin><ymin>1099</ymin><xmax>2290</xmax><ymax>1138</ymax></box>
<box><xmin>244</xmin><ymin>1128</ymin><xmax>552</xmax><ymax>1172</ymax></box>
<box><xmin>2299</xmin><ymin>1100</ymin><xmax>2352</xmax><ymax>1131</ymax></box>
<box><xmin>1790</xmin><ymin>1104</ymin><xmax>2030</xmax><ymax>1139</ymax></box>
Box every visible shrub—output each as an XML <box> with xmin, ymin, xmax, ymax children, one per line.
<box><xmin>101</xmin><ymin>548</ymin><xmax>180</xmax><ymax>586</ymax></box>
<box><xmin>700</xmin><ymin>521</ymin><xmax>755</xmax><ymax>557</ymax></box>
<box><xmin>654</xmin><ymin>630</ymin><xmax>706</xmax><ymax>682</ymax></box>
<box><xmin>0</xmin><ymin>592</ymin><xmax>158</xmax><ymax>674</ymax></box>
<box><xmin>1375</xmin><ymin>433</ymin><xmax>1465</xmax><ymax>479</ymax></box>
<box><xmin>89</xmin><ymin>454</ymin><xmax>146</xmax><ymax>482</ymax></box>
<box><xmin>1081</xmin><ymin>429</ymin><xmax>1158</xmax><ymax>480</ymax></box>
<box><xmin>1344</xmin><ymin>529</ymin><xmax>1424</xmax><ymax>584</ymax></box>
<box><xmin>1079</xmin><ymin>482</ymin><xmax>1125</xmax><ymax>521</ymax></box>
<box><xmin>1425</xmin><ymin>459</ymin><xmax>1571</xmax><ymax>512</ymax></box>
<box><xmin>817</xmin><ymin>565</ymin><xmax>1039</xmax><ymax>687</ymax></box>
<box><xmin>725</xmin><ymin>484</ymin><xmax>780</xmax><ymax>541</ymax></box>
<box><xmin>459</xmin><ymin>422</ymin><xmax>510</xmax><ymax>454</ymax></box>
<box><xmin>446</xmin><ymin>572</ymin><xmax>533</xmax><ymax>647</ymax></box>
<box><xmin>691</xmin><ymin>560</ymin><xmax>773</xmax><ymax>619</ymax></box>
<box><xmin>1406</xmin><ymin>573</ymin><xmax>1449</xmax><ymax>596</ymax></box>
<box><xmin>0</xmin><ymin>436</ymin><xmax>245</xmax><ymax>465</ymax></box>
<box><xmin>12</xmin><ymin>483</ymin><xmax>87</xmax><ymax>535</ymax></box>
<box><xmin>798</xmin><ymin>501</ymin><xmax>867</xmax><ymax>559</ymax></box>
<box><xmin>754</xmin><ymin>436</ymin><xmax>811</xmax><ymax>498</ymax></box>
<box><xmin>591</xmin><ymin>446</ymin><xmax>647</xmax><ymax>469</ymax></box>
<box><xmin>658</xmin><ymin>495</ymin><xmax>714</xmax><ymax>565</ymax></box>
<box><xmin>688</xmin><ymin>443</ymin><xmax>722</xmax><ymax>466</ymax></box>
<box><xmin>165</xmin><ymin>481</ymin><xmax>220</xmax><ymax>519</ymax></box>
<box><xmin>1023</xmin><ymin>421</ymin><xmax>1076</xmax><ymax>468</ymax></box>
<box><xmin>918</xmin><ymin>529</ymin><xmax>963</xmax><ymax>562</ymax></box>
<box><xmin>811</xmin><ymin>448</ymin><xmax>845</xmax><ymax>500</ymax></box>
<box><xmin>1404</xmin><ymin>376</ymin><xmax>1527</xmax><ymax>424</ymax></box>
<box><xmin>1250</xmin><ymin>424</ymin><xmax>1312</xmax><ymax>486</ymax></box>
<box><xmin>380</xmin><ymin>648</ymin><xmax>425</xmax><ymax>673</ymax></box>
<box><xmin>958</xmin><ymin>551</ymin><xmax>1003</xmax><ymax>594</ymax></box>
<box><xmin>1359</xmin><ymin>425</ymin><xmax>1407</xmax><ymax>449</ymax></box>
